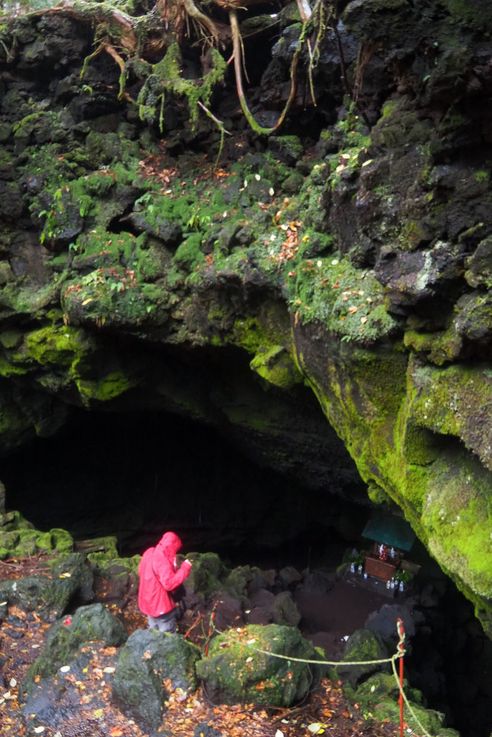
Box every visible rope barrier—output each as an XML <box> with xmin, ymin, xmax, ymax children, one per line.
<box><xmin>242</xmin><ymin>618</ymin><xmax>434</xmax><ymax>737</ymax></box>
<box><xmin>247</xmin><ymin>647</ymin><xmax>401</xmax><ymax>668</ymax></box>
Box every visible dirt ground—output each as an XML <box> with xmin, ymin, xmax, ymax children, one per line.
<box><xmin>296</xmin><ymin>578</ymin><xmax>392</xmax><ymax>658</ymax></box>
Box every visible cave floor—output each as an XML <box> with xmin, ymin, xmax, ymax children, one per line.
<box><xmin>296</xmin><ymin>578</ymin><xmax>392</xmax><ymax>659</ymax></box>
<box><xmin>0</xmin><ymin>557</ymin><xmax>405</xmax><ymax>737</ymax></box>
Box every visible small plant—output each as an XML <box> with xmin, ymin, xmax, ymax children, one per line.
<box><xmin>394</xmin><ymin>569</ymin><xmax>412</xmax><ymax>584</ymax></box>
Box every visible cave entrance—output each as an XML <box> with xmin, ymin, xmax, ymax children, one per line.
<box><xmin>2</xmin><ymin>406</ymin><xmax>492</xmax><ymax>737</ymax></box>
<box><xmin>1</xmin><ymin>407</ymin><xmax>368</xmax><ymax>568</ymax></box>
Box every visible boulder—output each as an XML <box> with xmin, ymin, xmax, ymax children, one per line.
<box><xmin>354</xmin><ymin>673</ymin><xmax>456</xmax><ymax>737</ymax></box>
<box><xmin>210</xmin><ymin>591</ymin><xmax>244</xmax><ymax>630</ymax></box>
<box><xmin>112</xmin><ymin>629</ymin><xmax>199</xmax><ymax>731</ymax></box>
<box><xmin>364</xmin><ymin>603</ymin><xmax>419</xmax><ymax>642</ymax></box>
<box><xmin>271</xmin><ymin>592</ymin><xmax>301</xmax><ymax>627</ymax></box>
<box><xmin>278</xmin><ymin>566</ymin><xmax>303</xmax><ymax>588</ymax></box>
<box><xmin>224</xmin><ymin>565</ymin><xmax>263</xmax><ymax>599</ymax></box>
<box><xmin>185</xmin><ymin>552</ymin><xmax>225</xmax><ymax>599</ymax></box>
<box><xmin>24</xmin><ymin>603</ymin><xmax>126</xmax><ymax>692</ymax></box>
<box><xmin>334</xmin><ymin>628</ymin><xmax>388</xmax><ymax>686</ymax></box>
<box><xmin>0</xmin><ymin>553</ymin><xmax>93</xmax><ymax>619</ymax></box>
<box><xmin>23</xmin><ymin>651</ymin><xmax>93</xmax><ymax>729</ymax></box>
<box><xmin>196</xmin><ymin>624</ymin><xmax>321</xmax><ymax>706</ymax></box>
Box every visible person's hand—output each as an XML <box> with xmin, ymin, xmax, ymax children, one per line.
<box><xmin>184</xmin><ymin>559</ymin><xmax>192</xmax><ymax>566</ymax></box>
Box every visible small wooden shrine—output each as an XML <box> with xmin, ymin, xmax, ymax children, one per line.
<box><xmin>362</xmin><ymin>511</ymin><xmax>416</xmax><ymax>582</ymax></box>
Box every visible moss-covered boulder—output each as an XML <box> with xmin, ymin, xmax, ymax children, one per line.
<box><xmin>0</xmin><ymin>553</ymin><xmax>93</xmax><ymax>618</ymax></box>
<box><xmin>185</xmin><ymin>552</ymin><xmax>226</xmax><ymax>599</ymax></box>
<box><xmin>333</xmin><ymin>629</ymin><xmax>388</xmax><ymax>687</ymax></box>
<box><xmin>353</xmin><ymin>672</ymin><xmax>458</xmax><ymax>737</ymax></box>
<box><xmin>23</xmin><ymin>603</ymin><xmax>126</xmax><ymax>693</ymax></box>
<box><xmin>112</xmin><ymin>629</ymin><xmax>199</xmax><ymax>731</ymax></box>
<box><xmin>196</xmin><ymin>624</ymin><xmax>321</xmax><ymax>706</ymax></box>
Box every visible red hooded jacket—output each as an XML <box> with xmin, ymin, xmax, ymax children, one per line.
<box><xmin>137</xmin><ymin>531</ymin><xmax>192</xmax><ymax>617</ymax></box>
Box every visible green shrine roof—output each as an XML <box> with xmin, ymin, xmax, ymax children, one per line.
<box><xmin>362</xmin><ymin>511</ymin><xmax>415</xmax><ymax>552</ymax></box>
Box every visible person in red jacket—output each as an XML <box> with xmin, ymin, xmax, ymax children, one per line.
<box><xmin>138</xmin><ymin>531</ymin><xmax>192</xmax><ymax>633</ymax></box>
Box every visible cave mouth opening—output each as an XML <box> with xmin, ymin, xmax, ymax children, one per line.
<box><xmin>2</xmin><ymin>406</ymin><xmax>368</xmax><ymax>568</ymax></box>
<box><xmin>2</xmin><ymin>406</ymin><xmax>492</xmax><ymax>737</ymax></box>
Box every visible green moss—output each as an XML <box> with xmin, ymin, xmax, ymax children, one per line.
<box><xmin>196</xmin><ymin>624</ymin><xmax>318</xmax><ymax>706</ymax></box>
<box><xmin>407</xmin><ymin>361</ymin><xmax>492</xmax><ymax>469</ymax></box>
<box><xmin>441</xmin><ymin>0</ymin><xmax>492</xmax><ymax>29</ymax></box>
<box><xmin>25</xmin><ymin>324</ymin><xmax>92</xmax><ymax>368</ymax></box>
<box><xmin>35</xmin><ymin>528</ymin><xmax>74</xmax><ymax>554</ymax></box>
<box><xmin>250</xmin><ymin>345</ymin><xmax>302</xmax><ymax>389</ymax></box>
<box><xmin>76</xmin><ymin>370</ymin><xmax>137</xmax><ymax>402</ymax></box>
<box><xmin>380</xmin><ymin>99</ymin><xmax>398</xmax><ymax>119</ymax></box>
<box><xmin>232</xmin><ymin>317</ymin><xmax>273</xmax><ymax>355</ymax></box>
<box><xmin>403</xmin><ymin>328</ymin><xmax>462</xmax><ymax>366</ymax></box>
<box><xmin>373</xmin><ymin>699</ymin><xmax>444</xmax><ymax>735</ymax></box>
<box><xmin>288</xmin><ymin>256</ymin><xmax>398</xmax><ymax>345</ymax></box>
<box><xmin>367</xmin><ymin>482</ymin><xmax>391</xmax><ymax>505</ymax></box>
<box><xmin>0</xmin><ymin>330</ymin><xmax>22</xmax><ymax>349</ymax></box>
<box><xmin>297</xmin><ymin>339</ymin><xmax>492</xmax><ymax>635</ymax></box>
<box><xmin>474</xmin><ymin>169</ymin><xmax>489</xmax><ymax>184</ymax></box>
<box><xmin>137</xmin><ymin>43</ymin><xmax>226</xmax><ymax>132</ymax></box>
<box><xmin>173</xmin><ymin>233</ymin><xmax>205</xmax><ymax>270</ymax></box>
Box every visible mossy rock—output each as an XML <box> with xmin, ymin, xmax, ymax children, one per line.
<box><xmin>372</xmin><ymin>697</ymin><xmax>445</xmax><ymax>735</ymax></box>
<box><xmin>112</xmin><ymin>629</ymin><xmax>199</xmax><ymax>731</ymax></box>
<box><xmin>36</xmin><ymin>528</ymin><xmax>73</xmax><ymax>555</ymax></box>
<box><xmin>223</xmin><ymin>565</ymin><xmax>262</xmax><ymax>600</ymax></box>
<box><xmin>0</xmin><ymin>553</ymin><xmax>93</xmax><ymax>619</ymax></box>
<box><xmin>0</xmin><ymin>510</ymin><xmax>35</xmax><ymax>532</ymax></box>
<box><xmin>333</xmin><ymin>629</ymin><xmax>388</xmax><ymax>686</ymax></box>
<box><xmin>0</xmin><ymin>513</ymin><xmax>73</xmax><ymax>558</ymax></box>
<box><xmin>250</xmin><ymin>345</ymin><xmax>303</xmax><ymax>390</ymax></box>
<box><xmin>24</xmin><ymin>603</ymin><xmax>127</xmax><ymax>694</ymax></box>
<box><xmin>271</xmin><ymin>592</ymin><xmax>301</xmax><ymax>627</ymax></box>
<box><xmin>185</xmin><ymin>552</ymin><xmax>226</xmax><ymax>598</ymax></box>
<box><xmin>355</xmin><ymin>672</ymin><xmax>422</xmax><ymax>706</ymax></box>
<box><xmin>196</xmin><ymin>624</ymin><xmax>321</xmax><ymax>706</ymax></box>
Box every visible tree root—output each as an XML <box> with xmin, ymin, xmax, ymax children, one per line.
<box><xmin>229</xmin><ymin>8</ymin><xmax>308</xmax><ymax>135</ymax></box>
<box><xmin>80</xmin><ymin>42</ymin><xmax>127</xmax><ymax>99</ymax></box>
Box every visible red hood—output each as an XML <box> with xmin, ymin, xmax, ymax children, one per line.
<box><xmin>157</xmin><ymin>531</ymin><xmax>183</xmax><ymax>559</ymax></box>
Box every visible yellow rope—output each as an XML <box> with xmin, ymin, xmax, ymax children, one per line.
<box><xmin>248</xmin><ymin>644</ymin><xmax>401</xmax><ymax>668</ymax></box>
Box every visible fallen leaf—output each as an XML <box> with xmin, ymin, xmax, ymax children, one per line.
<box><xmin>308</xmin><ymin>724</ymin><xmax>326</xmax><ymax>734</ymax></box>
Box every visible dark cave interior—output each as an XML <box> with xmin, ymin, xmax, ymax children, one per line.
<box><xmin>2</xmin><ymin>407</ymin><xmax>368</xmax><ymax>565</ymax></box>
